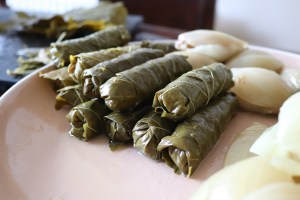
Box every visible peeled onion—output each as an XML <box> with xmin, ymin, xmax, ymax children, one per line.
<box><xmin>175</xmin><ymin>30</ymin><xmax>248</xmax><ymax>62</ymax></box>
<box><xmin>230</xmin><ymin>67</ymin><xmax>292</xmax><ymax>114</ymax></box>
<box><xmin>250</xmin><ymin>92</ymin><xmax>300</xmax><ymax>175</ymax></box>
<box><xmin>281</xmin><ymin>68</ymin><xmax>300</xmax><ymax>93</ymax></box>
<box><xmin>190</xmin><ymin>156</ymin><xmax>294</xmax><ymax>200</ymax></box>
<box><xmin>223</xmin><ymin>122</ymin><xmax>268</xmax><ymax>167</ymax></box>
<box><xmin>170</xmin><ymin>49</ymin><xmax>216</xmax><ymax>69</ymax></box>
<box><xmin>276</xmin><ymin>92</ymin><xmax>300</xmax><ymax>150</ymax></box>
<box><xmin>226</xmin><ymin>49</ymin><xmax>284</xmax><ymax>73</ymax></box>
<box><xmin>242</xmin><ymin>182</ymin><xmax>300</xmax><ymax>200</ymax></box>
<box><xmin>251</xmin><ymin>92</ymin><xmax>300</xmax><ymax>156</ymax></box>
<box><xmin>249</xmin><ymin>124</ymin><xmax>278</xmax><ymax>156</ymax></box>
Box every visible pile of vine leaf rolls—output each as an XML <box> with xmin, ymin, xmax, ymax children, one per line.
<box><xmin>41</xmin><ymin>25</ymin><xmax>243</xmax><ymax>177</ymax></box>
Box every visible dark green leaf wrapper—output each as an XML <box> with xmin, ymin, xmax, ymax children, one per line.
<box><xmin>55</xmin><ymin>85</ymin><xmax>90</xmax><ymax>110</ymax></box>
<box><xmin>66</xmin><ymin>99</ymin><xmax>110</xmax><ymax>141</ymax></box>
<box><xmin>68</xmin><ymin>47</ymin><xmax>135</xmax><ymax>83</ymax></box>
<box><xmin>157</xmin><ymin>93</ymin><xmax>238</xmax><ymax>177</ymax></box>
<box><xmin>82</xmin><ymin>48</ymin><xmax>164</xmax><ymax>98</ymax></box>
<box><xmin>39</xmin><ymin>63</ymin><xmax>76</xmax><ymax>89</ymax></box>
<box><xmin>104</xmin><ymin>106</ymin><xmax>151</xmax><ymax>144</ymax></box>
<box><xmin>51</xmin><ymin>25</ymin><xmax>131</xmax><ymax>65</ymax></box>
<box><xmin>153</xmin><ymin>63</ymin><xmax>234</xmax><ymax>121</ymax></box>
<box><xmin>100</xmin><ymin>54</ymin><xmax>192</xmax><ymax>111</ymax></box>
<box><xmin>140</xmin><ymin>40</ymin><xmax>177</xmax><ymax>54</ymax></box>
<box><xmin>132</xmin><ymin>110</ymin><xmax>177</xmax><ymax>160</ymax></box>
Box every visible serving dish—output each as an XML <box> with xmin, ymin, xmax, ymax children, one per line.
<box><xmin>0</xmin><ymin>46</ymin><xmax>299</xmax><ymax>200</ymax></box>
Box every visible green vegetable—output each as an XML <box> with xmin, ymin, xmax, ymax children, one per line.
<box><xmin>50</xmin><ymin>25</ymin><xmax>131</xmax><ymax>66</ymax></box>
<box><xmin>157</xmin><ymin>93</ymin><xmax>238</xmax><ymax>177</ymax></box>
<box><xmin>140</xmin><ymin>40</ymin><xmax>177</xmax><ymax>54</ymax></box>
<box><xmin>68</xmin><ymin>46</ymin><xmax>136</xmax><ymax>83</ymax></box>
<box><xmin>104</xmin><ymin>106</ymin><xmax>151</xmax><ymax>144</ymax></box>
<box><xmin>100</xmin><ymin>54</ymin><xmax>192</xmax><ymax>111</ymax></box>
<box><xmin>153</xmin><ymin>63</ymin><xmax>234</xmax><ymax>121</ymax></box>
<box><xmin>83</xmin><ymin>48</ymin><xmax>164</xmax><ymax>98</ymax></box>
<box><xmin>66</xmin><ymin>99</ymin><xmax>110</xmax><ymax>141</ymax></box>
<box><xmin>132</xmin><ymin>110</ymin><xmax>177</xmax><ymax>160</ymax></box>
<box><xmin>55</xmin><ymin>85</ymin><xmax>90</xmax><ymax>110</ymax></box>
<box><xmin>39</xmin><ymin>63</ymin><xmax>76</xmax><ymax>89</ymax></box>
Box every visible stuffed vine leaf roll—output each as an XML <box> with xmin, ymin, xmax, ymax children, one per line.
<box><xmin>140</xmin><ymin>40</ymin><xmax>177</xmax><ymax>54</ymax></box>
<box><xmin>104</xmin><ymin>106</ymin><xmax>151</xmax><ymax>144</ymax></box>
<box><xmin>66</xmin><ymin>99</ymin><xmax>110</xmax><ymax>141</ymax></box>
<box><xmin>39</xmin><ymin>65</ymin><xmax>76</xmax><ymax>89</ymax></box>
<box><xmin>153</xmin><ymin>63</ymin><xmax>234</xmax><ymax>121</ymax></box>
<box><xmin>55</xmin><ymin>85</ymin><xmax>90</xmax><ymax>110</ymax></box>
<box><xmin>100</xmin><ymin>54</ymin><xmax>192</xmax><ymax>111</ymax></box>
<box><xmin>82</xmin><ymin>48</ymin><xmax>164</xmax><ymax>98</ymax></box>
<box><xmin>50</xmin><ymin>25</ymin><xmax>130</xmax><ymax>66</ymax></box>
<box><xmin>126</xmin><ymin>40</ymin><xmax>176</xmax><ymax>54</ymax></box>
<box><xmin>68</xmin><ymin>46</ymin><xmax>135</xmax><ymax>83</ymax></box>
<box><xmin>157</xmin><ymin>93</ymin><xmax>238</xmax><ymax>177</ymax></box>
<box><xmin>132</xmin><ymin>110</ymin><xmax>177</xmax><ymax>160</ymax></box>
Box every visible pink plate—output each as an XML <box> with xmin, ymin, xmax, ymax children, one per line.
<box><xmin>0</xmin><ymin>46</ymin><xmax>299</xmax><ymax>200</ymax></box>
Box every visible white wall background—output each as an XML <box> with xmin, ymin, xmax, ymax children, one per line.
<box><xmin>214</xmin><ymin>0</ymin><xmax>300</xmax><ymax>53</ymax></box>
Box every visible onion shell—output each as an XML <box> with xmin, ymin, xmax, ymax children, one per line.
<box><xmin>226</xmin><ymin>49</ymin><xmax>284</xmax><ymax>73</ymax></box>
<box><xmin>230</xmin><ymin>67</ymin><xmax>292</xmax><ymax>114</ymax></box>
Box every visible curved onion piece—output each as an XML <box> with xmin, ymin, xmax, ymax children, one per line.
<box><xmin>190</xmin><ymin>156</ymin><xmax>293</xmax><ymax>200</ymax></box>
<box><xmin>170</xmin><ymin>49</ymin><xmax>216</xmax><ymax>69</ymax></box>
<box><xmin>243</xmin><ymin>182</ymin><xmax>300</xmax><ymax>200</ymax></box>
<box><xmin>175</xmin><ymin>29</ymin><xmax>248</xmax><ymax>62</ymax></box>
<box><xmin>224</xmin><ymin>122</ymin><xmax>268</xmax><ymax>167</ymax></box>
<box><xmin>230</xmin><ymin>67</ymin><xmax>292</xmax><ymax>114</ymax></box>
<box><xmin>249</xmin><ymin>124</ymin><xmax>278</xmax><ymax>156</ymax></box>
<box><xmin>250</xmin><ymin>92</ymin><xmax>300</xmax><ymax>176</ymax></box>
<box><xmin>277</xmin><ymin>92</ymin><xmax>300</xmax><ymax>146</ymax></box>
<box><xmin>281</xmin><ymin>68</ymin><xmax>300</xmax><ymax>93</ymax></box>
<box><xmin>251</xmin><ymin>92</ymin><xmax>300</xmax><ymax>154</ymax></box>
<box><xmin>226</xmin><ymin>49</ymin><xmax>284</xmax><ymax>73</ymax></box>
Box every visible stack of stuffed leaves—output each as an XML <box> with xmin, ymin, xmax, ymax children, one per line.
<box><xmin>104</xmin><ymin>106</ymin><xmax>151</xmax><ymax>144</ymax></box>
<box><xmin>66</xmin><ymin>99</ymin><xmax>110</xmax><ymax>141</ymax></box>
<box><xmin>157</xmin><ymin>93</ymin><xmax>238</xmax><ymax>177</ymax></box>
<box><xmin>68</xmin><ymin>46</ymin><xmax>137</xmax><ymax>83</ymax></box>
<box><xmin>153</xmin><ymin>63</ymin><xmax>234</xmax><ymax>121</ymax></box>
<box><xmin>51</xmin><ymin>25</ymin><xmax>131</xmax><ymax>66</ymax></box>
<box><xmin>55</xmin><ymin>85</ymin><xmax>90</xmax><ymax>110</ymax></box>
<box><xmin>83</xmin><ymin>48</ymin><xmax>164</xmax><ymax>98</ymax></box>
<box><xmin>100</xmin><ymin>54</ymin><xmax>192</xmax><ymax>111</ymax></box>
<box><xmin>132</xmin><ymin>110</ymin><xmax>177</xmax><ymax>160</ymax></box>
